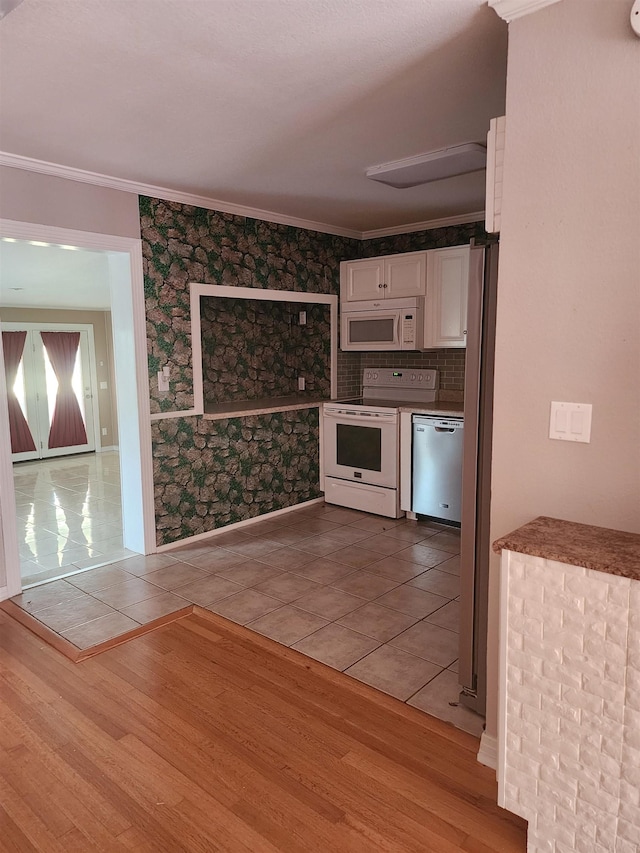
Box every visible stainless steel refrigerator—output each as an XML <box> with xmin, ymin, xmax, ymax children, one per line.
<box><xmin>458</xmin><ymin>241</ymin><xmax>499</xmax><ymax>715</ymax></box>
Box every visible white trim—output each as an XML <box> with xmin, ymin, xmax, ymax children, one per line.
<box><xmin>477</xmin><ymin>732</ymin><xmax>498</xmax><ymax>770</ymax></box>
<box><xmin>488</xmin><ymin>0</ymin><xmax>562</xmax><ymax>23</ymax></box>
<box><xmin>0</xmin><ymin>219</ymin><xmax>157</xmax><ymax>596</ymax></box>
<box><xmin>155</xmin><ymin>497</ymin><xmax>325</xmax><ymax>552</ymax></box>
<box><xmin>96</xmin><ymin>444</ymin><xmax>118</xmax><ymax>452</ymax></box>
<box><xmin>150</xmin><ymin>409</ymin><xmax>198</xmax><ymax>421</ymax></box>
<box><xmin>0</xmin><ymin>329</ymin><xmax>21</xmax><ymax>598</ymax></box>
<box><xmin>0</xmin><ymin>151</ymin><xmax>361</xmax><ymax>240</ymax></box>
<box><xmin>361</xmin><ymin>211</ymin><xmax>485</xmax><ymax>240</ymax></box>
<box><xmin>0</xmin><ymin>219</ymin><xmax>143</xmax><ymax>254</ymax></box>
<box><xmin>0</xmin><ymin>151</ymin><xmax>485</xmax><ymax>241</ymax></box>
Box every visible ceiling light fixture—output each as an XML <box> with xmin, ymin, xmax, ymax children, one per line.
<box><xmin>366</xmin><ymin>143</ymin><xmax>487</xmax><ymax>189</ymax></box>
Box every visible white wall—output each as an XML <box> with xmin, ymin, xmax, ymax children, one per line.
<box><xmin>486</xmin><ymin>0</ymin><xmax>640</xmax><ymax>742</ymax></box>
<box><xmin>0</xmin><ymin>167</ymin><xmax>140</xmax><ymax>237</ymax></box>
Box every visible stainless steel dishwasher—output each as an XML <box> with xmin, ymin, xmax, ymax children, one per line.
<box><xmin>411</xmin><ymin>415</ymin><xmax>464</xmax><ymax>524</ymax></box>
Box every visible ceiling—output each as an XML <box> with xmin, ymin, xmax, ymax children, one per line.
<box><xmin>0</xmin><ymin>241</ymin><xmax>112</xmax><ymax>310</ymax></box>
<box><xmin>0</xmin><ymin>1</ymin><xmax>508</xmax><ymax>311</ymax></box>
<box><xmin>0</xmin><ymin>0</ymin><xmax>508</xmax><ymax>236</ymax></box>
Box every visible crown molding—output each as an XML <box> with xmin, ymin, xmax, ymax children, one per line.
<box><xmin>361</xmin><ymin>211</ymin><xmax>484</xmax><ymax>240</ymax></box>
<box><xmin>488</xmin><ymin>0</ymin><xmax>562</xmax><ymax>23</ymax></box>
<box><xmin>0</xmin><ymin>151</ymin><xmax>362</xmax><ymax>240</ymax></box>
<box><xmin>0</xmin><ymin>151</ymin><xmax>484</xmax><ymax>241</ymax></box>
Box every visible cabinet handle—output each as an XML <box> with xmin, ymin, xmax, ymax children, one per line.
<box><xmin>383</xmin><ymin>283</ymin><xmax>388</xmax><ymax>289</ymax></box>
<box><xmin>378</xmin><ymin>283</ymin><xmax>383</xmax><ymax>288</ymax></box>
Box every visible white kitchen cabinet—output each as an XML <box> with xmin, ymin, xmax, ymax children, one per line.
<box><xmin>340</xmin><ymin>251</ymin><xmax>426</xmax><ymax>302</ymax></box>
<box><xmin>425</xmin><ymin>245</ymin><xmax>469</xmax><ymax>348</ymax></box>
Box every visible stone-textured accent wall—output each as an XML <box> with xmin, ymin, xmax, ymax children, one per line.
<box><xmin>362</xmin><ymin>222</ymin><xmax>490</xmax><ymax>257</ymax></box>
<box><xmin>140</xmin><ymin>195</ymin><xmax>491</xmax><ymax>544</ymax></box>
<box><xmin>200</xmin><ymin>297</ymin><xmax>330</xmax><ymax>406</ymax></box>
<box><xmin>500</xmin><ymin>551</ymin><xmax>640</xmax><ymax>853</ymax></box>
<box><xmin>140</xmin><ymin>196</ymin><xmax>358</xmax><ymax>414</ymax></box>
<box><xmin>151</xmin><ymin>409</ymin><xmax>320</xmax><ymax>544</ymax></box>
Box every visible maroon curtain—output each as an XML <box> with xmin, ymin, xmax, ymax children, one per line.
<box><xmin>2</xmin><ymin>331</ymin><xmax>37</xmax><ymax>454</ymax></box>
<box><xmin>40</xmin><ymin>332</ymin><xmax>88</xmax><ymax>449</ymax></box>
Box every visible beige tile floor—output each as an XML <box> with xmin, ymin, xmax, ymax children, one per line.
<box><xmin>10</xmin><ymin>500</ymin><xmax>484</xmax><ymax>736</ymax></box>
<box><xmin>13</xmin><ymin>451</ymin><xmax>133</xmax><ymax>587</ymax></box>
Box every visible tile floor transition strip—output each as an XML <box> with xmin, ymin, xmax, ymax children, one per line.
<box><xmin>0</xmin><ymin>599</ymin><xmax>193</xmax><ymax>662</ymax></box>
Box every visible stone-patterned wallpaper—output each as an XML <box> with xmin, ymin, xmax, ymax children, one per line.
<box><xmin>140</xmin><ymin>195</ymin><xmax>491</xmax><ymax>544</ymax></box>
<box><xmin>200</xmin><ymin>296</ymin><xmax>331</xmax><ymax>406</ymax></box>
<box><xmin>151</xmin><ymin>410</ymin><xmax>320</xmax><ymax>544</ymax></box>
<box><xmin>140</xmin><ymin>196</ymin><xmax>358</xmax><ymax>414</ymax></box>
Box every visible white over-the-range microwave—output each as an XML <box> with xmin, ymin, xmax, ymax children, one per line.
<box><xmin>340</xmin><ymin>296</ymin><xmax>425</xmax><ymax>351</ymax></box>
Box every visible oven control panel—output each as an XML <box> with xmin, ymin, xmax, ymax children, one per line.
<box><xmin>362</xmin><ymin>368</ymin><xmax>438</xmax><ymax>391</ymax></box>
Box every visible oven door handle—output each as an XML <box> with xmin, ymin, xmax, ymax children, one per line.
<box><xmin>323</xmin><ymin>411</ymin><xmax>397</xmax><ymax>424</ymax></box>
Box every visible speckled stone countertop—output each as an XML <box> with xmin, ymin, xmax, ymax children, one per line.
<box><xmin>399</xmin><ymin>401</ymin><xmax>464</xmax><ymax>417</ymax></box>
<box><xmin>493</xmin><ymin>516</ymin><xmax>640</xmax><ymax>582</ymax></box>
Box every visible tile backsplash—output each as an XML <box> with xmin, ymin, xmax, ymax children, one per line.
<box><xmin>338</xmin><ymin>350</ymin><xmax>465</xmax><ymax>401</ymax></box>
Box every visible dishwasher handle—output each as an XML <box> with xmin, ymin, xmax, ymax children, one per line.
<box><xmin>413</xmin><ymin>416</ymin><xmax>464</xmax><ymax>431</ymax></box>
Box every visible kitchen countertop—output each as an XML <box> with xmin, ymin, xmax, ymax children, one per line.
<box><xmin>203</xmin><ymin>396</ymin><xmax>327</xmax><ymax>419</ymax></box>
<box><xmin>493</xmin><ymin>515</ymin><xmax>640</xmax><ymax>582</ymax></box>
<box><xmin>399</xmin><ymin>401</ymin><xmax>464</xmax><ymax>417</ymax></box>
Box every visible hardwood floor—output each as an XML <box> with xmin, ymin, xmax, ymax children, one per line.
<box><xmin>0</xmin><ymin>608</ymin><xmax>527</xmax><ymax>852</ymax></box>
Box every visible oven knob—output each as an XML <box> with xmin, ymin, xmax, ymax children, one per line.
<box><xmin>418</xmin><ymin>374</ymin><xmax>423</xmax><ymax>381</ymax></box>
<box><xmin>411</xmin><ymin>373</ymin><xmax>416</xmax><ymax>380</ymax></box>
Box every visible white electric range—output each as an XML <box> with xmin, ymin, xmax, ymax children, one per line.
<box><xmin>320</xmin><ymin>368</ymin><xmax>438</xmax><ymax>518</ymax></box>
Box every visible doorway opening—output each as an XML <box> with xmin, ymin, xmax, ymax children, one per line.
<box><xmin>0</xmin><ymin>222</ymin><xmax>155</xmax><ymax>599</ymax></box>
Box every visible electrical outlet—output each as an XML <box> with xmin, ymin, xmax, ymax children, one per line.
<box><xmin>298</xmin><ymin>377</ymin><xmax>306</xmax><ymax>391</ymax></box>
<box><xmin>299</xmin><ymin>311</ymin><xmax>307</xmax><ymax>325</ymax></box>
<box><xmin>158</xmin><ymin>370</ymin><xmax>170</xmax><ymax>393</ymax></box>
<box><xmin>101</xmin><ymin>427</ymin><xmax>108</xmax><ymax>436</ymax></box>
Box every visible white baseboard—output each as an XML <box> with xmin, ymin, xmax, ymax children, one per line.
<box><xmin>97</xmin><ymin>445</ymin><xmax>118</xmax><ymax>453</ymax></box>
<box><xmin>477</xmin><ymin>732</ymin><xmax>497</xmax><ymax>771</ymax></box>
<box><xmin>0</xmin><ymin>584</ymin><xmax>9</xmax><ymax>603</ymax></box>
<box><xmin>156</xmin><ymin>497</ymin><xmax>325</xmax><ymax>552</ymax></box>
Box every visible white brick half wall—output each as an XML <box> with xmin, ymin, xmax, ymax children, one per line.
<box><xmin>498</xmin><ymin>550</ymin><xmax>640</xmax><ymax>853</ymax></box>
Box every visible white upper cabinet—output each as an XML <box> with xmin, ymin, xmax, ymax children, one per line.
<box><xmin>425</xmin><ymin>245</ymin><xmax>470</xmax><ymax>348</ymax></box>
<box><xmin>340</xmin><ymin>251</ymin><xmax>427</xmax><ymax>301</ymax></box>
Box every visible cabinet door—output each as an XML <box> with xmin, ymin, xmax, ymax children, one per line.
<box><xmin>384</xmin><ymin>252</ymin><xmax>427</xmax><ymax>298</ymax></box>
<box><xmin>340</xmin><ymin>258</ymin><xmax>385</xmax><ymax>301</ymax></box>
<box><xmin>426</xmin><ymin>246</ymin><xmax>469</xmax><ymax>348</ymax></box>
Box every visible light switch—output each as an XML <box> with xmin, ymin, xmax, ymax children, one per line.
<box><xmin>99</xmin><ymin>381</ymin><xmax>108</xmax><ymax>390</ymax></box>
<box><xmin>549</xmin><ymin>402</ymin><xmax>592</xmax><ymax>443</ymax></box>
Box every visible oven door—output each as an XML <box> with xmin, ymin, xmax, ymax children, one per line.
<box><xmin>322</xmin><ymin>407</ymin><xmax>398</xmax><ymax>488</ymax></box>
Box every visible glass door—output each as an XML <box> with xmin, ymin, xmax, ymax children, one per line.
<box><xmin>3</xmin><ymin>326</ymin><xmax>97</xmax><ymax>462</ymax></box>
